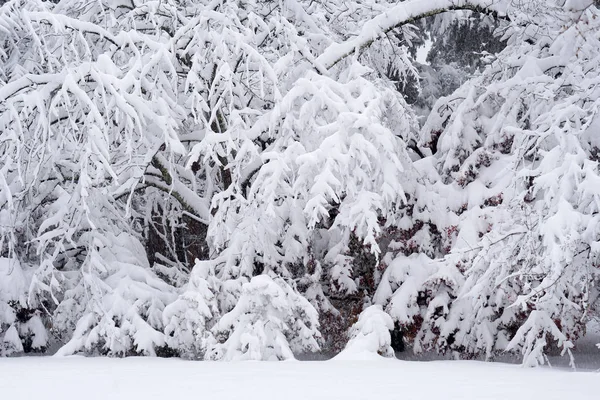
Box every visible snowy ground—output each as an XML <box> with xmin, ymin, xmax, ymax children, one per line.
<box><xmin>0</xmin><ymin>356</ymin><xmax>597</xmax><ymax>400</ymax></box>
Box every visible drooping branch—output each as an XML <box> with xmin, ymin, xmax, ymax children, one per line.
<box><xmin>316</xmin><ymin>0</ymin><xmax>511</xmax><ymax>70</ymax></box>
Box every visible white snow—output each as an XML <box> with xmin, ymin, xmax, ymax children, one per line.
<box><xmin>0</xmin><ymin>357</ymin><xmax>596</xmax><ymax>400</ymax></box>
<box><xmin>0</xmin><ymin>258</ymin><xmax>27</xmax><ymax>304</ymax></box>
<box><xmin>416</xmin><ymin>39</ymin><xmax>433</xmax><ymax>65</ymax></box>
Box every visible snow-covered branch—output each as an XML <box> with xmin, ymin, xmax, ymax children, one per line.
<box><xmin>317</xmin><ymin>0</ymin><xmax>510</xmax><ymax>69</ymax></box>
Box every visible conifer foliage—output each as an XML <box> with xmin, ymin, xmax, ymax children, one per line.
<box><xmin>0</xmin><ymin>0</ymin><xmax>599</xmax><ymax>365</ymax></box>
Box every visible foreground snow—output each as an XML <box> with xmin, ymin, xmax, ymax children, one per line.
<box><xmin>0</xmin><ymin>357</ymin><xmax>596</xmax><ymax>400</ymax></box>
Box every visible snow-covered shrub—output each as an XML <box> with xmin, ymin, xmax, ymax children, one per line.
<box><xmin>1</xmin><ymin>325</ymin><xmax>23</xmax><ymax>356</ymax></box>
<box><xmin>339</xmin><ymin>305</ymin><xmax>395</xmax><ymax>358</ymax></box>
<box><xmin>0</xmin><ymin>258</ymin><xmax>25</xmax><ymax>355</ymax></box>
<box><xmin>55</xmin><ymin>233</ymin><xmax>177</xmax><ymax>356</ymax></box>
<box><xmin>208</xmin><ymin>275</ymin><xmax>320</xmax><ymax>361</ymax></box>
<box><xmin>0</xmin><ymin>258</ymin><xmax>48</xmax><ymax>355</ymax></box>
<box><xmin>162</xmin><ymin>260</ymin><xmax>220</xmax><ymax>359</ymax></box>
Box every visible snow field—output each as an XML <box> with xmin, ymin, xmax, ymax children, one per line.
<box><xmin>0</xmin><ymin>357</ymin><xmax>597</xmax><ymax>400</ymax></box>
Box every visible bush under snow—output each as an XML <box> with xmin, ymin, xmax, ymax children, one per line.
<box><xmin>337</xmin><ymin>305</ymin><xmax>395</xmax><ymax>359</ymax></box>
<box><xmin>208</xmin><ymin>275</ymin><xmax>320</xmax><ymax>361</ymax></box>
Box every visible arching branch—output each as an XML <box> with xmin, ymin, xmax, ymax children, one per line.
<box><xmin>317</xmin><ymin>0</ymin><xmax>511</xmax><ymax>70</ymax></box>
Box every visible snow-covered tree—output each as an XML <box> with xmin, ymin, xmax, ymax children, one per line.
<box><xmin>208</xmin><ymin>275</ymin><xmax>320</xmax><ymax>361</ymax></box>
<box><xmin>1</xmin><ymin>0</ymin><xmax>599</xmax><ymax>366</ymax></box>
<box><xmin>379</xmin><ymin>0</ymin><xmax>600</xmax><ymax>365</ymax></box>
<box><xmin>0</xmin><ymin>0</ymin><xmax>198</xmax><ymax>355</ymax></box>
